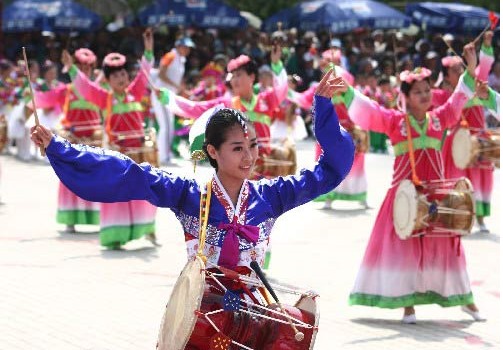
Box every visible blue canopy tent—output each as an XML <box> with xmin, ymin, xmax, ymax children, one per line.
<box><xmin>405</xmin><ymin>2</ymin><xmax>499</xmax><ymax>33</ymax></box>
<box><xmin>137</xmin><ymin>0</ymin><xmax>247</xmax><ymax>28</ymax></box>
<box><xmin>263</xmin><ymin>0</ymin><xmax>411</xmax><ymax>33</ymax></box>
<box><xmin>2</xmin><ymin>0</ymin><xmax>102</xmax><ymax>33</ymax></box>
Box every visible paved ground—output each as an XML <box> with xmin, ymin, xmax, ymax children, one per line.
<box><xmin>0</xmin><ymin>139</ymin><xmax>500</xmax><ymax>349</ymax></box>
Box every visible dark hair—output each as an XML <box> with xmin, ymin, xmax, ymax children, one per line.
<box><xmin>203</xmin><ymin>108</ymin><xmax>250</xmax><ymax>170</ymax></box>
<box><xmin>377</xmin><ymin>75</ymin><xmax>390</xmax><ymax>86</ymax></box>
<box><xmin>230</xmin><ymin>60</ymin><xmax>258</xmax><ymax>82</ymax></box>
<box><xmin>42</xmin><ymin>60</ymin><xmax>57</xmax><ymax>76</ymax></box>
<box><xmin>103</xmin><ymin>63</ymin><xmax>128</xmax><ymax>79</ymax></box>
<box><xmin>400</xmin><ymin>78</ymin><xmax>430</xmax><ymax>96</ymax></box>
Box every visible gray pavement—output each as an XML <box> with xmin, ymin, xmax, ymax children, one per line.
<box><xmin>0</xmin><ymin>139</ymin><xmax>500</xmax><ymax>349</ymax></box>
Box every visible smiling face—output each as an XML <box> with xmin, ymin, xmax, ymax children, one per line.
<box><xmin>405</xmin><ymin>79</ymin><xmax>432</xmax><ymax>114</ymax></box>
<box><xmin>206</xmin><ymin>125</ymin><xmax>258</xmax><ymax>182</ymax></box>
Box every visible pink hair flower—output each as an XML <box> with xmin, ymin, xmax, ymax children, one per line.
<box><xmin>75</xmin><ymin>48</ymin><xmax>97</xmax><ymax>65</ymax></box>
<box><xmin>399</xmin><ymin>67</ymin><xmax>432</xmax><ymax>83</ymax></box>
<box><xmin>226</xmin><ymin>55</ymin><xmax>251</xmax><ymax>72</ymax></box>
<box><xmin>103</xmin><ymin>53</ymin><xmax>126</xmax><ymax>68</ymax></box>
<box><xmin>441</xmin><ymin>56</ymin><xmax>463</xmax><ymax>68</ymax></box>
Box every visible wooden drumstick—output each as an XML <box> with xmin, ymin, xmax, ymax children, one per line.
<box><xmin>250</xmin><ymin>261</ymin><xmax>305</xmax><ymax>342</ymax></box>
<box><xmin>22</xmin><ymin>47</ymin><xmax>45</xmax><ymax>157</ymax></box>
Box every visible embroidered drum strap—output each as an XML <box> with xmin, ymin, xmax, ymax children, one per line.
<box><xmin>197</xmin><ymin>181</ymin><xmax>212</xmax><ymax>263</ymax></box>
<box><xmin>405</xmin><ymin>115</ymin><xmax>422</xmax><ymax>186</ymax></box>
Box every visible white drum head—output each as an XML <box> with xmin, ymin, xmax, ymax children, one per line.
<box><xmin>295</xmin><ymin>293</ymin><xmax>319</xmax><ymax>350</ymax></box>
<box><xmin>157</xmin><ymin>256</ymin><xmax>206</xmax><ymax>350</ymax></box>
<box><xmin>452</xmin><ymin>128</ymin><xmax>473</xmax><ymax>169</ymax></box>
<box><xmin>393</xmin><ymin>180</ymin><xmax>418</xmax><ymax>240</ymax></box>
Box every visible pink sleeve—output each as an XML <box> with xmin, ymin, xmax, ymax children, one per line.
<box><xmin>73</xmin><ymin>70</ymin><xmax>109</xmax><ymax>109</ymax></box>
<box><xmin>432</xmin><ymin>83</ymin><xmax>471</xmax><ymax>129</ymax></box>
<box><xmin>475</xmin><ymin>46</ymin><xmax>495</xmax><ymax>82</ymax></box>
<box><xmin>431</xmin><ymin>88</ymin><xmax>450</xmax><ymax>108</ymax></box>
<box><xmin>170</xmin><ymin>94</ymin><xmax>230</xmax><ymax>119</ymax></box>
<box><xmin>288</xmin><ymin>84</ymin><xmax>317</xmax><ymax>110</ymax></box>
<box><xmin>346</xmin><ymin>88</ymin><xmax>398</xmax><ymax>135</ymax></box>
<box><xmin>127</xmin><ymin>58</ymin><xmax>151</xmax><ymax>101</ymax></box>
<box><xmin>34</xmin><ymin>85</ymin><xmax>66</xmax><ymax>109</ymax></box>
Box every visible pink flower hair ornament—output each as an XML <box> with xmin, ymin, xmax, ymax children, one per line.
<box><xmin>226</xmin><ymin>55</ymin><xmax>251</xmax><ymax>72</ymax></box>
<box><xmin>103</xmin><ymin>53</ymin><xmax>126</xmax><ymax>68</ymax></box>
<box><xmin>75</xmin><ymin>48</ymin><xmax>97</xmax><ymax>65</ymax></box>
<box><xmin>441</xmin><ymin>56</ymin><xmax>463</xmax><ymax>68</ymax></box>
<box><xmin>399</xmin><ymin>67</ymin><xmax>432</xmax><ymax>84</ymax></box>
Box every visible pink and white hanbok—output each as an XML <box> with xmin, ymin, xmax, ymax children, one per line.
<box><xmin>346</xmin><ymin>71</ymin><xmax>479</xmax><ymax>308</ymax></box>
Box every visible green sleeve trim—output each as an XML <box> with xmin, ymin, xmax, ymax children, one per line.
<box><xmin>271</xmin><ymin>61</ymin><xmax>283</xmax><ymax>75</ymax></box>
<box><xmin>462</xmin><ymin>70</ymin><xmax>475</xmax><ymax>92</ymax></box>
<box><xmin>68</xmin><ymin>65</ymin><xmax>78</xmax><ymax>80</ymax></box>
<box><xmin>481</xmin><ymin>44</ymin><xmax>494</xmax><ymax>57</ymax></box>
<box><xmin>253</xmin><ymin>83</ymin><xmax>260</xmax><ymax>95</ymax></box>
<box><xmin>144</xmin><ymin>50</ymin><xmax>154</xmax><ymax>61</ymax></box>
<box><xmin>341</xmin><ymin>85</ymin><xmax>355</xmax><ymax>108</ymax></box>
<box><xmin>159</xmin><ymin>88</ymin><xmax>170</xmax><ymax>104</ymax></box>
<box><xmin>479</xmin><ymin>88</ymin><xmax>498</xmax><ymax>111</ymax></box>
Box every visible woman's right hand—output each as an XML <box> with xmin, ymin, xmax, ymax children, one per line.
<box><xmin>61</xmin><ymin>50</ymin><xmax>73</xmax><ymax>71</ymax></box>
<box><xmin>463</xmin><ymin>42</ymin><xmax>477</xmax><ymax>78</ymax></box>
<box><xmin>315</xmin><ymin>69</ymin><xmax>347</xmax><ymax>98</ymax></box>
<box><xmin>30</xmin><ymin>125</ymin><xmax>53</xmax><ymax>149</ymax></box>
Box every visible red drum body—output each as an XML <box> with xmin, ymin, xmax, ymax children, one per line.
<box><xmin>187</xmin><ymin>290</ymin><xmax>317</xmax><ymax>349</ymax></box>
<box><xmin>157</xmin><ymin>257</ymin><xmax>319</xmax><ymax>350</ymax></box>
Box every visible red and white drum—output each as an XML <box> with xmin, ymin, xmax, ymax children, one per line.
<box><xmin>157</xmin><ymin>256</ymin><xmax>319</xmax><ymax>350</ymax></box>
<box><xmin>393</xmin><ymin>178</ymin><xmax>475</xmax><ymax>240</ymax></box>
<box><xmin>452</xmin><ymin>128</ymin><xmax>500</xmax><ymax>169</ymax></box>
<box><xmin>111</xmin><ymin>127</ymin><xmax>159</xmax><ymax>167</ymax></box>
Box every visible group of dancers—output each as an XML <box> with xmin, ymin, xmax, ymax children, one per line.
<box><xmin>1</xmin><ymin>26</ymin><xmax>501</xmax><ymax>341</ymax></box>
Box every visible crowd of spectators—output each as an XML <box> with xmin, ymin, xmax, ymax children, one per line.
<box><xmin>1</xmin><ymin>24</ymin><xmax>500</xmax><ymax>94</ymax></box>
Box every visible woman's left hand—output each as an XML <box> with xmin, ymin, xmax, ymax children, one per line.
<box><xmin>315</xmin><ymin>70</ymin><xmax>347</xmax><ymax>98</ymax></box>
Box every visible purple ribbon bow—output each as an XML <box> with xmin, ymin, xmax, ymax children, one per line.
<box><xmin>217</xmin><ymin>221</ymin><xmax>259</xmax><ymax>269</ymax></box>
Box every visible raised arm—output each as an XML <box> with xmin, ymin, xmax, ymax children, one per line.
<box><xmin>127</xmin><ymin>28</ymin><xmax>154</xmax><ymax>101</ymax></box>
<box><xmin>68</xmin><ymin>65</ymin><xmax>109</xmax><ymax>109</ymax></box>
<box><xmin>259</xmin><ymin>72</ymin><xmax>355</xmax><ymax>217</ymax></box>
<box><xmin>158</xmin><ymin>88</ymin><xmax>228</xmax><ymax>119</ymax></box>
<box><xmin>340</xmin><ymin>85</ymin><xmax>398</xmax><ymax>135</ymax></box>
<box><xmin>34</xmin><ymin>84</ymin><xmax>66</xmax><ymax>109</ymax></box>
<box><xmin>475</xmin><ymin>31</ymin><xmax>495</xmax><ymax>81</ymax></box>
<box><xmin>32</xmin><ymin>125</ymin><xmax>194</xmax><ymax>210</ymax></box>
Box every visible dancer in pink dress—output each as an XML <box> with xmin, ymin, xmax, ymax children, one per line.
<box><xmin>35</xmin><ymin>49</ymin><xmax>102</xmax><ymax>232</ymax></box>
<box><xmin>61</xmin><ymin>29</ymin><xmax>158</xmax><ymax>249</ymax></box>
<box><xmin>343</xmin><ymin>43</ymin><xmax>489</xmax><ymax>323</ymax></box>
<box><xmin>289</xmin><ymin>49</ymin><xmax>369</xmax><ymax>209</ymax></box>
<box><xmin>432</xmin><ymin>31</ymin><xmax>499</xmax><ymax>232</ymax></box>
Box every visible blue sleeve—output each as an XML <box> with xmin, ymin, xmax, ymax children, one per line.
<box><xmin>46</xmin><ymin>136</ymin><xmax>194</xmax><ymax>211</ymax></box>
<box><xmin>258</xmin><ymin>95</ymin><xmax>355</xmax><ymax>217</ymax></box>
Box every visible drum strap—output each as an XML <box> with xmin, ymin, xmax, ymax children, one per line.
<box><xmin>197</xmin><ymin>181</ymin><xmax>212</xmax><ymax>263</ymax></box>
<box><xmin>404</xmin><ymin>115</ymin><xmax>422</xmax><ymax>185</ymax></box>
